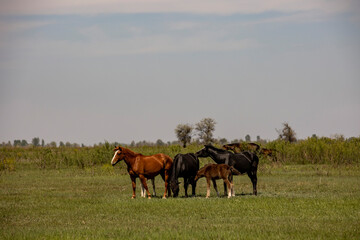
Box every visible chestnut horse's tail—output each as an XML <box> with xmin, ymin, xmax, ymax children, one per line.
<box><xmin>229</xmin><ymin>166</ymin><xmax>242</xmax><ymax>176</ymax></box>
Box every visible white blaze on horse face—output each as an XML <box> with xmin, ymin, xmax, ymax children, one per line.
<box><xmin>111</xmin><ymin>150</ymin><xmax>120</xmax><ymax>165</ymax></box>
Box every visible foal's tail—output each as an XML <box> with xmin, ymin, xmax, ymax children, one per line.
<box><xmin>229</xmin><ymin>166</ymin><xmax>242</xmax><ymax>176</ymax></box>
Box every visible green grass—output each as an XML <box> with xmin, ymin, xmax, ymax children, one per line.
<box><xmin>1</xmin><ymin>164</ymin><xmax>359</xmax><ymax>239</ymax></box>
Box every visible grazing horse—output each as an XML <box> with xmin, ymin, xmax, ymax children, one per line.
<box><xmin>111</xmin><ymin>146</ymin><xmax>173</xmax><ymax>199</ymax></box>
<box><xmin>223</xmin><ymin>142</ymin><xmax>260</xmax><ymax>153</ymax></box>
<box><xmin>259</xmin><ymin>148</ymin><xmax>277</xmax><ymax>161</ymax></box>
<box><xmin>194</xmin><ymin>164</ymin><xmax>241</xmax><ymax>198</ymax></box>
<box><xmin>196</xmin><ymin>144</ymin><xmax>259</xmax><ymax>196</ymax></box>
<box><xmin>169</xmin><ymin>153</ymin><xmax>199</xmax><ymax>197</ymax></box>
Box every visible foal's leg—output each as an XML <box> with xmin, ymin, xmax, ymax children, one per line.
<box><xmin>231</xmin><ymin>179</ymin><xmax>235</xmax><ymax>197</ymax></box>
<box><xmin>139</xmin><ymin>175</ymin><xmax>151</xmax><ymax>199</ymax></box>
<box><xmin>223</xmin><ymin>182</ymin><xmax>228</xmax><ymax>196</ymax></box>
<box><xmin>228</xmin><ymin>174</ymin><xmax>235</xmax><ymax>197</ymax></box>
<box><xmin>223</xmin><ymin>178</ymin><xmax>232</xmax><ymax>198</ymax></box>
<box><xmin>206</xmin><ymin>178</ymin><xmax>211</xmax><ymax>198</ymax></box>
<box><xmin>212</xmin><ymin>179</ymin><xmax>220</xmax><ymax>197</ymax></box>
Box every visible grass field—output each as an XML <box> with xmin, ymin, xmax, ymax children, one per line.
<box><xmin>1</xmin><ymin>164</ymin><xmax>359</xmax><ymax>239</ymax></box>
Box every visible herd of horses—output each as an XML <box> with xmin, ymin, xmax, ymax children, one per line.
<box><xmin>111</xmin><ymin>143</ymin><xmax>276</xmax><ymax>199</ymax></box>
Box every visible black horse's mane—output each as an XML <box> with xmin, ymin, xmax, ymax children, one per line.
<box><xmin>205</xmin><ymin>144</ymin><xmax>231</xmax><ymax>154</ymax></box>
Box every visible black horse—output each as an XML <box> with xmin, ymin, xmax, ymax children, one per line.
<box><xmin>196</xmin><ymin>144</ymin><xmax>259</xmax><ymax>196</ymax></box>
<box><xmin>169</xmin><ymin>153</ymin><xmax>199</xmax><ymax>197</ymax></box>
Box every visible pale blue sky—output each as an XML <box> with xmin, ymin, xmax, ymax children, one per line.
<box><xmin>1</xmin><ymin>1</ymin><xmax>359</xmax><ymax>145</ymax></box>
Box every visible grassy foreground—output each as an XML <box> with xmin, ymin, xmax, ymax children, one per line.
<box><xmin>1</xmin><ymin>164</ymin><xmax>359</xmax><ymax>239</ymax></box>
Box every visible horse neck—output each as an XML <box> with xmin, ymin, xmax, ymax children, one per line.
<box><xmin>208</xmin><ymin>148</ymin><xmax>226</xmax><ymax>164</ymax></box>
<box><xmin>170</xmin><ymin>155</ymin><xmax>180</xmax><ymax>182</ymax></box>
<box><xmin>121</xmin><ymin>148</ymin><xmax>140</xmax><ymax>166</ymax></box>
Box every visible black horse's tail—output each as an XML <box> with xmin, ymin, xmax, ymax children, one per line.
<box><xmin>229</xmin><ymin>166</ymin><xmax>242</xmax><ymax>176</ymax></box>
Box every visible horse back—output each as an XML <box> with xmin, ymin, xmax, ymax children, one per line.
<box><xmin>173</xmin><ymin>153</ymin><xmax>199</xmax><ymax>178</ymax></box>
<box><xmin>232</xmin><ymin>151</ymin><xmax>259</xmax><ymax>173</ymax></box>
<box><xmin>204</xmin><ymin>164</ymin><xmax>232</xmax><ymax>179</ymax></box>
<box><xmin>133</xmin><ymin>153</ymin><xmax>172</xmax><ymax>177</ymax></box>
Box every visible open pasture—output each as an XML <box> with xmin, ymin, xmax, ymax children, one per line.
<box><xmin>1</xmin><ymin>164</ymin><xmax>359</xmax><ymax>239</ymax></box>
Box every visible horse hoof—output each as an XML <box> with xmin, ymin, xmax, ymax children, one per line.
<box><xmin>131</xmin><ymin>196</ymin><xmax>136</xmax><ymax>199</ymax></box>
<box><xmin>162</xmin><ymin>196</ymin><xmax>167</xmax><ymax>199</ymax></box>
<box><xmin>148</xmin><ymin>196</ymin><xmax>151</xmax><ymax>199</ymax></box>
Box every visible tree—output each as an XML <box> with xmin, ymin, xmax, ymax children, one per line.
<box><xmin>21</xmin><ymin>140</ymin><xmax>28</xmax><ymax>146</ymax></box>
<box><xmin>156</xmin><ymin>139</ymin><xmax>165</xmax><ymax>146</ymax></box>
<box><xmin>218</xmin><ymin>138</ymin><xmax>228</xmax><ymax>145</ymax></box>
<box><xmin>277</xmin><ymin>122</ymin><xmax>297</xmax><ymax>143</ymax></box>
<box><xmin>13</xmin><ymin>140</ymin><xmax>21</xmax><ymax>146</ymax></box>
<box><xmin>195</xmin><ymin>118</ymin><xmax>216</xmax><ymax>144</ymax></box>
<box><xmin>175</xmin><ymin>124</ymin><xmax>193</xmax><ymax>148</ymax></box>
<box><xmin>32</xmin><ymin>137</ymin><xmax>40</xmax><ymax>147</ymax></box>
<box><xmin>245</xmin><ymin>134</ymin><xmax>251</xmax><ymax>142</ymax></box>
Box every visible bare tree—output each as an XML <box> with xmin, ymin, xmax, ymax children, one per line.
<box><xmin>195</xmin><ymin>118</ymin><xmax>216</xmax><ymax>144</ymax></box>
<box><xmin>175</xmin><ymin>124</ymin><xmax>193</xmax><ymax>148</ymax></box>
<box><xmin>277</xmin><ymin>122</ymin><xmax>297</xmax><ymax>143</ymax></box>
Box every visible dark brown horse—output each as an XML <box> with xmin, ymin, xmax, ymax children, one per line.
<box><xmin>111</xmin><ymin>146</ymin><xmax>173</xmax><ymax>199</ymax></box>
<box><xmin>259</xmin><ymin>148</ymin><xmax>277</xmax><ymax>161</ymax></box>
<box><xmin>223</xmin><ymin>142</ymin><xmax>260</xmax><ymax>153</ymax></box>
<box><xmin>194</xmin><ymin>164</ymin><xmax>241</xmax><ymax>198</ymax></box>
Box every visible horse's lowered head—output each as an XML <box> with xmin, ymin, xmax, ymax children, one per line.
<box><xmin>170</xmin><ymin>180</ymin><xmax>181</xmax><ymax>197</ymax></box>
<box><xmin>111</xmin><ymin>146</ymin><xmax>125</xmax><ymax>166</ymax></box>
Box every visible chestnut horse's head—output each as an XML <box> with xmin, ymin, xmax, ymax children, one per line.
<box><xmin>111</xmin><ymin>146</ymin><xmax>124</xmax><ymax>166</ymax></box>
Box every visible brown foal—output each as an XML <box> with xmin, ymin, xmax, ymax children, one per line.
<box><xmin>194</xmin><ymin>164</ymin><xmax>241</xmax><ymax>198</ymax></box>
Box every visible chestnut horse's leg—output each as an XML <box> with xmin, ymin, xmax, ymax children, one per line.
<box><xmin>139</xmin><ymin>175</ymin><xmax>151</xmax><ymax>199</ymax></box>
<box><xmin>212</xmin><ymin>179</ymin><xmax>220</xmax><ymax>197</ymax></box>
<box><xmin>163</xmin><ymin>170</ymin><xmax>171</xmax><ymax>199</ymax></box>
<box><xmin>206</xmin><ymin>178</ymin><xmax>211</xmax><ymax>198</ymax></box>
<box><xmin>151</xmin><ymin>178</ymin><xmax>156</xmax><ymax>197</ymax></box>
<box><xmin>130</xmin><ymin>175</ymin><xmax>137</xmax><ymax>199</ymax></box>
<box><xmin>140</xmin><ymin>181</ymin><xmax>145</xmax><ymax>198</ymax></box>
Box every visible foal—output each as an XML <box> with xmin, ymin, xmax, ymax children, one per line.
<box><xmin>194</xmin><ymin>164</ymin><xmax>241</xmax><ymax>198</ymax></box>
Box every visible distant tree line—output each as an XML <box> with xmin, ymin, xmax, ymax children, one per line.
<box><xmin>2</xmin><ymin>121</ymin><xmax>349</xmax><ymax>149</ymax></box>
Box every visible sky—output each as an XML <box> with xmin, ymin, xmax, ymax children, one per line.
<box><xmin>0</xmin><ymin>0</ymin><xmax>360</xmax><ymax>145</ymax></box>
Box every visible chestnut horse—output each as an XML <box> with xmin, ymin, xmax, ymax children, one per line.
<box><xmin>194</xmin><ymin>163</ymin><xmax>241</xmax><ymax>198</ymax></box>
<box><xmin>111</xmin><ymin>146</ymin><xmax>173</xmax><ymax>199</ymax></box>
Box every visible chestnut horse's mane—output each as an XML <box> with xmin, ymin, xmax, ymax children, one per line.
<box><xmin>116</xmin><ymin>146</ymin><xmax>143</xmax><ymax>157</ymax></box>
